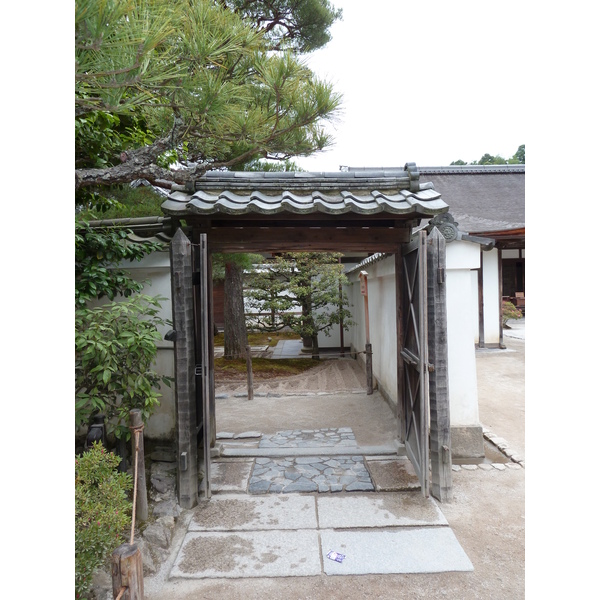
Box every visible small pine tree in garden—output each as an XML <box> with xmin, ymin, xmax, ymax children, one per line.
<box><xmin>502</xmin><ymin>300</ymin><xmax>523</xmax><ymax>327</ymax></box>
<box><xmin>75</xmin><ymin>443</ymin><xmax>132</xmax><ymax>599</ymax></box>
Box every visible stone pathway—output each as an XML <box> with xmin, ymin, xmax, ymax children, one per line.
<box><xmin>218</xmin><ymin>427</ymin><xmax>379</xmax><ymax>494</ymax></box>
<box><xmin>249</xmin><ymin>455</ymin><xmax>374</xmax><ymax>494</ymax></box>
<box><xmin>259</xmin><ymin>427</ymin><xmax>358</xmax><ymax>449</ymax></box>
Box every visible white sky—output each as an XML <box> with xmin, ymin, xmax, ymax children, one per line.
<box><xmin>294</xmin><ymin>0</ymin><xmax>528</xmax><ymax>171</ymax></box>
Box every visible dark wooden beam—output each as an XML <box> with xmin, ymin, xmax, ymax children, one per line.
<box><xmin>197</xmin><ymin>226</ymin><xmax>411</xmax><ymax>252</ymax></box>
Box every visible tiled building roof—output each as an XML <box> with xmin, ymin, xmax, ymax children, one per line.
<box><xmin>346</xmin><ymin>165</ymin><xmax>524</xmax><ymax>234</ymax></box>
<box><xmin>407</xmin><ymin>165</ymin><xmax>524</xmax><ymax>234</ymax></box>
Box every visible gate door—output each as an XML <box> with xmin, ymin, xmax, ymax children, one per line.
<box><xmin>192</xmin><ymin>233</ymin><xmax>211</xmax><ymax>500</ymax></box>
<box><xmin>401</xmin><ymin>230</ymin><xmax>430</xmax><ymax>497</ymax></box>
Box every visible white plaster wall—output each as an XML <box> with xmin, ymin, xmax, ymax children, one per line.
<box><xmin>446</xmin><ymin>241</ymin><xmax>480</xmax><ymax>426</ymax></box>
<box><xmin>482</xmin><ymin>248</ymin><xmax>500</xmax><ymax>345</ymax></box>
<box><xmin>342</xmin><ymin>245</ymin><xmax>483</xmax><ymax>430</ymax></box>
<box><xmin>344</xmin><ymin>256</ymin><xmax>398</xmax><ymax>404</ymax></box>
<box><xmin>87</xmin><ymin>251</ymin><xmax>176</xmax><ymax>440</ymax></box>
<box><xmin>470</xmin><ymin>270</ymin><xmax>479</xmax><ymax>342</ymax></box>
<box><xmin>122</xmin><ymin>252</ymin><xmax>175</xmax><ymax>439</ymax></box>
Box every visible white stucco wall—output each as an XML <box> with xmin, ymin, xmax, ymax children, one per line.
<box><xmin>482</xmin><ymin>248</ymin><xmax>500</xmax><ymax>345</ymax></box>
<box><xmin>446</xmin><ymin>241</ymin><xmax>480</xmax><ymax>426</ymax></box>
<box><xmin>122</xmin><ymin>251</ymin><xmax>176</xmax><ymax>440</ymax></box>
<box><xmin>342</xmin><ymin>244</ymin><xmax>482</xmax><ymax>431</ymax></box>
<box><xmin>343</xmin><ymin>257</ymin><xmax>399</xmax><ymax>401</ymax></box>
<box><xmin>87</xmin><ymin>251</ymin><xmax>176</xmax><ymax>440</ymax></box>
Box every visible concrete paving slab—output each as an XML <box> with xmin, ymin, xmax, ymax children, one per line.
<box><xmin>189</xmin><ymin>494</ymin><xmax>317</xmax><ymax>531</ymax></box>
<box><xmin>171</xmin><ymin>530</ymin><xmax>321</xmax><ymax>578</ymax></box>
<box><xmin>366</xmin><ymin>458</ymin><xmax>420</xmax><ymax>491</ymax></box>
<box><xmin>320</xmin><ymin>528</ymin><xmax>474</xmax><ymax>575</ymax></box>
<box><xmin>211</xmin><ymin>460</ymin><xmax>253</xmax><ymax>493</ymax></box>
<box><xmin>317</xmin><ymin>493</ymin><xmax>448</xmax><ymax>529</ymax></box>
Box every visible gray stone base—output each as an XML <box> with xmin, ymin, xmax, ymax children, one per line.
<box><xmin>451</xmin><ymin>425</ymin><xmax>484</xmax><ymax>460</ymax></box>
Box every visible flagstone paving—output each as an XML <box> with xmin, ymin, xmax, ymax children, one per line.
<box><xmin>248</xmin><ymin>454</ymin><xmax>374</xmax><ymax>494</ymax></box>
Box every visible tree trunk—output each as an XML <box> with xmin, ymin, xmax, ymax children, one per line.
<box><xmin>311</xmin><ymin>333</ymin><xmax>320</xmax><ymax>360</ymax></box>
<box><xmin>224</xmin><ymin>261</ymin><xmax>248</xmax><ymax>359</ymax></box>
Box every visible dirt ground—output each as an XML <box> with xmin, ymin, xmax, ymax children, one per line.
<box><xmin>146</xmin><ymin>336</ymin><xmax>526</xmax><ymax>599</ymax></box>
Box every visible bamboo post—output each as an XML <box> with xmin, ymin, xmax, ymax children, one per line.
<box><xmin>129</xmin><ymin>409</ymin><xmax>148</xmax><ymax>522</ymax></box>
<box><xmin>111</xmin><ymin>543</ymin><xmax>144</xmax><ymax>600</ymax></box>
<box><xmin>246</xmin><ymin>345</ymin><xmax>254</xmax><ymax>401</ymax></box>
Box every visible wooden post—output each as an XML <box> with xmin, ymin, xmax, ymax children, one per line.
<box><xmin>427</xmin><ymin>228</ymin><xmax>452</xmax><ymax>503</ymax></box>
<box><xmin>246</xmin><ymin>345</ymin><xmax>254</xmax><ymax>400</ymax></box>
<box><xmin>365</xmin><ymin>343</ymin><xmax>373</xmax><ymax>395</ymax></box>
<box><xmin>339</xmin><ymin>256</ymin><xmax>345</xmax><ymax>357</ymax></box>
<box><xmin>477</xmin><ymin>260</ymin><xmax>485</xmax><ymax>348</ymax></box>
<box><xmin>359</xmin><ymin>271</ymin><xmax>372</xmax><ymax>394</ymax></box>
<box><xmin>170</xmin><ymin>228</ymin><xmax>199</xmax><ymax>509</ymax></box>
<box><xmin>111</xmin><ymin>543</ymin><xmax>144</xmax><ymax>600</ymax></box>
<box><xmin>395</xmin><ymin>249</ymin><xmax>406</xmax><ymax>443</ymax></box>
<box><xmin>129</xmin><ymin>409</ymin><xmax>148</xmax><ymax>523</ymax></box>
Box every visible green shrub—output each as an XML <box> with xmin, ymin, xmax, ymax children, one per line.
<box><xmin>75</xmin><ymin>443</ymin><xmax>132</xmax><ymax>599</ymax></box>
<box><xmin>75</xmin><ymin>294</ymin><xmax>171</xmax><ymax>440</ymax></box>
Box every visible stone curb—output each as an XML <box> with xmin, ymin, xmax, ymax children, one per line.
<box><xmin>216</xmin><ymin>389</ymin><xmax>367</xmax><ymax>399</ymax></box>
<box><xmin>451</xmin><ymin>428</ymin><xmax>524</xmax><ymax>472</ymax></box>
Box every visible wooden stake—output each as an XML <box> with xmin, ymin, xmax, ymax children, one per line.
<box><xmin>129</xmin><ymin>410</ymin><xmax>148</xmax><ymax>523</ymax></box>
<box><xmin>111</xmin><ymin>543</ymin><xmax>144</xmax><ymax>600</ymax></box>
<box><xmin>366</xmin><ymin>343</ymin><xmax>373</xmax><ymax>395</ymax></box>
<box><xmin>245</xmin><ymin>345</ymin><xmax>254</xmax><ymax>401</ymax></box>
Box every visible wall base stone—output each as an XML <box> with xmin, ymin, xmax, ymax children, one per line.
<box><xmin>451</xmin><ymin>425</ymin><xmax>485</xmax><ymax>459</ymax></box>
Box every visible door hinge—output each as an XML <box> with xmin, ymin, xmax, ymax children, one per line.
<box><xmin>438</xmin><ymin>267</ymin><xmax>445</xmax><ymax>284</ymax></box>
<box><xmin>442</xmin><ymin>445</ymin><xmax>450</xmax><ymax>464</ymax></box>
<box><xmin>195</xmin><ymin>364</ymin><xmax>207</xmax><ymax>377</ymax></box>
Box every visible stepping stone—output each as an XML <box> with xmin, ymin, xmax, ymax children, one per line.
<box><xmin>235</xmin><ymin>431</ymin><xmax>262</xmax><ymax>439</ymax></box>
<box><xmin>320</xmin><ymin>528</ymin><xmax>473</xmax><ymax>575</ymax></box>
<box><xmin>190</xmin><ymin>494</ymin><xmax>317</xmax><ymax>531</ymax></box>
<box><xmin>172</xmin><ymin>530</ymin><xmax>321</xmax><ymax>578</ymax></box>
<box><xmin>345</xmin><ymin>481</ymin><xmax>375</xmax><ymax>492</ymax></box>
<box><xmin>283</xmin><ymin>478</ymin><xmax>318</xmax><ymax>493</ymax></box>
<box><xmin>317</xmin><ymin>494</ymin><xmax>447</xmax><ymax>528</ymax></box>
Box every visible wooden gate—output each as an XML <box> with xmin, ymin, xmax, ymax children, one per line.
<box><xmin>192</xmin><ymin>233</ymin><xmax>212</xmax><ymax>500</ymax></box>
<box><xmin>400</xmin><ymin>230</ymin><xmax>430</xmax><ymax>497</ymax></box>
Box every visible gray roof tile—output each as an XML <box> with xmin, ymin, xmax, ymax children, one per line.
<box><xmin>163</xmin><ymin>166</ymin><xmax>448</xmax><ymax>218</ymax></box>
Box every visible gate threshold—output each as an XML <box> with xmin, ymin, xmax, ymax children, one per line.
<box><xmin>219</xmin><ymin>444</ymin><xmax>405</xmax><ymax>458</ymax></box>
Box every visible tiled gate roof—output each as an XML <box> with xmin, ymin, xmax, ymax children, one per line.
<box><xmin>161</xmin><ymin>164</ymin><xmax>448</xmax><ymax>219</ymax></box>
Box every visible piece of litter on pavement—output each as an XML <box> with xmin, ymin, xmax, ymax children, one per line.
<box><xmin>327</xmin><ymin>550</ymin><xmax>346</xmax><ymax>563</ymax></box>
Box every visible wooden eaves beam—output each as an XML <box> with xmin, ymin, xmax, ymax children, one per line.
<box><xmin>195</xmin><ymin>225</ymin><xmax>412</xmax><ymax>253</ymax></box>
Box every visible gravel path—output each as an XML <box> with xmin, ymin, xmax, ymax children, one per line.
<box><xmin>215</xmin><ymin>358</ymin><xmax>367</xmax><ymax>397</ymax></box>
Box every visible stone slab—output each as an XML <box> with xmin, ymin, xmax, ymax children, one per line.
<box><xmin>189</xmin><ymin>494</ymin><xmax>317</xmax><ymax>531</ymax></box>
<box><xmin>171</xmin><ymin>530</ymin><xmax>321</xmax><ymax>578</ymax></box>
<box><xmin>317</xmin><ymin>493</ymin><xmax>448</xmax><ymax>529</ymax></box>
<box><xmin>211</xmin><ymin>460</ymin><xmax>253</xmax><ymax>493</ymax></box>
<box><xmin>365</xmin><ymin>458</ymin><xmax>420</xmax><ymax>491</ymax></box>
<box><xmin>320</xmin><ymin>528</ymin><xmax>474</xmax><ymax>575</ymax></box>
<box><xmin>221</xmin><ymin>445</ymin><xmax>397</xmax><ymax>457</ymax></box>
